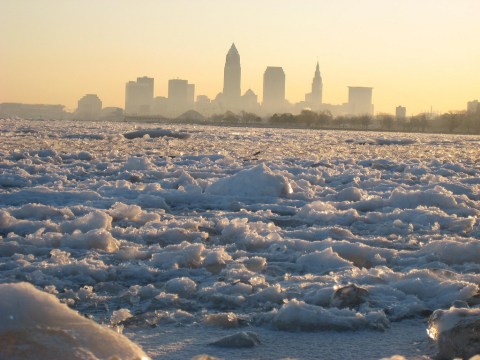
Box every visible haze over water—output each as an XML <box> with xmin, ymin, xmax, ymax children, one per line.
<box><xmin>1</xmin><ymin>0</ymin><xmax>479</xmax><ymax>114</ymax></box>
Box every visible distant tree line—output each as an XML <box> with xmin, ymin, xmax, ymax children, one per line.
<box><xmin>205</xmin><ymin>109</ymin><xmax>480</xmax><ymax>134</ymax></box>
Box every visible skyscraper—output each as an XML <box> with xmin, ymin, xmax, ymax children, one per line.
<box><xmin>223</xmin><ymin>43</ymin><xmax>241</xmax><ymax>109</ymax></box>
<box><xmin>168</xmin><ymin>79</ymin><xmax>195</xmax><ymax>117</ymax></box>
<box><xmin>305</xmin><ymin>62</ymin><xmax>323</xmax><ymax>109</ymax></box>
<box><xmin>263</xmin><ymin>66</ymin><xmax>285</xmax><ymax>113</ymax></box>
<box><xmin>348</xmin><ymin>87</ymin><xmax>373</xmax><ymax>115</ymax></box>
<box><xmin>125</xmin><ymin>76</ymin><xmax>154</xmax><ymax>116</ymax></box>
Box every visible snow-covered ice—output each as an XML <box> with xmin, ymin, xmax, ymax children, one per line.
<box><xmin>0</xmin><ymin>282</ymin><xmax>148</xmax><ymax>360</ymax></box>
<box><xmin>1</xmin><ymin>118</ymin><xmax>480</xmax><ymax>359</ymax></box>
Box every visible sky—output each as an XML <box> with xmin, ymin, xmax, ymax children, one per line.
<box><xmin>1</xmin><ymin>0</ymin><xmax>479</xmax><ymax>114</ymax></box>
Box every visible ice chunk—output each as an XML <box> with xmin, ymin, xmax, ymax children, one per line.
<box><xmin>428</xmin><ymin>307</ymin><xmax>480</xmax><ymax>359</ymax></box>
<box><xmin>203</xmin><ymin>312</ymin><xmax>241</xmax><ymax>328</ymax></box>
<box><xmin>272</xmin><ymin>299</ymin><xmax>389</xmax><ymax>331</ymax></box>
<box><xmin>61</xmin><ymin>229</ymin><xmax>119</xmax><ymax>252</ymax></box>
<box><xmin>0</xmin><ymin>282</ymin><xmax>149</xmax><ymax>360</ymax></box>
<box><xmin>123</xmin><ymin>157</ymin><xmax>152</xmax><ymax>171</ymax></box>
<box><xmin>165</xmin><ymin>277</ymin><xmax>197</xmax><ymax>297</ymax></box>
<box><xmin>123</xmin><ymin>129</ymin><xmax>191</xmax><ymax>139</ymax></box>
<box><xmin>297</xmin><ymin>247</ymin><xmax>354</xmax><ymax>274</ymax></box>
<box><xmin>205</xmin><ymin>163</ymin><xmax>292</xmax><ymax>197</ymax></box>
<box><xmin>209</xmin><ymin>331</ymin><xmax>260</xmax><ymax>348</ymax></box>
<box><xmin>330</xmin><ymin>284</ymin><xmax>369</xmax><ymax>309</ymax></box>
<box><xmin>61</xmin><ymin>210</ymin><xmax>112</xmax><ymax>234</ymax></box>
<box><xmin>111</xmin><ymin>308</ymin><xmax>133</xmax><ymax>325</ymax></box>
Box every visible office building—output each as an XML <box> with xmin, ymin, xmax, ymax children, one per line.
<box><xmin>76</xmin><ymin>94</ymin><xmax>102</xmax><ymax>120</ymax></box>
<box><xmin>348</xmin><ymin>87</ymin><xmax>373</xmax><ymax>115</ymax></box>
<box><xmin>125</xmin><ymin>76</ymin><xmax>154</xmax><ymax>116</ymax></box>
<box><xmin>396</xmin><ymin>106</ymin><xmax>407</xmax><ymax>120</ymax></box>
<box><xmin>168</xmin><ymin>79</ymin><xmax>195</xmax><ymax>117</ymax></box>
<box><xmin>223</xmin><ymin>43</ymin><xmax>241</xmax><ymax>110</ymax></box>
<box><xmin>467</xmin><ymin>100</ymin><xmax>479</xmax><ymax>113</ymax></box>
<box><xmin>263</xmin><ymin>66</ymin><xmax>286</xmax><ymax>113</ymax></box>
<box><xmin>305</xmin><ymin>62</ymin><xmax>323</xmax><ymax>109</ymax></box>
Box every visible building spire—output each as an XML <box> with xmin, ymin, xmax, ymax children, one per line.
<box><xmin>228</xmin><ymin>43</ymin><xmax>238</xmax><ymax>55</ymax></box>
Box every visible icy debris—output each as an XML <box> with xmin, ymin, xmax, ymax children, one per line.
<box><xmin>150</xmin><ymin>242</ymin><xmax>205</xmax><ymax>269</ymax></box>
<box><xmin>11</xmin><ymin>203</ymin><xmax>74</xmax><ymax>220</ymax></box>
<box><xmin>165</xmin><ymin>277</ymin><xmax>197</xmax><ymax>297</ymax></box>
<box><xmin>271</xmin><ymin>299</ymin><xmax>389</xmax><ymax>331</ymax></box>
<box><xmin>111</xmin><ymin>309</ymin><xmax>133</xmax><ymax>325</ymax></box>
<box><xmin>336</xmin><ymin>186</ymin><xmax>367</xmax><ymax>202</ymax></box>
<box><xmin>330</xmin><ymin>284</ymin><xmax>369</xmax><ymax>309</ymax></box>
<box><xmin>209</xmin><ymin>331</ymin><xmax>261</xmax><ymax>348</ymax></box>
<box><xmin>296</xmin><ymin>201</ymin><xmax>360</xmax><ymax>226</ymax></box>
<box><xmin>297</xmin><ymin>248</ymin><xmax>354</xmax><ymax>274</ymax></box>
<box><xmin>428</xmin><ymin>307</ymin><xmax>480</xmax><ymax>360</ymax></box>
<box><xmin>0</xmin><ymin>282</ymin><xmax>149</xmax><ymax>360</ymax></box>
<box><xmin>192</xmin><ymin>355</ymin><xmax>220</xmax><ymax>360</ymax></box>
<box><xmin>109</xmin><ymin>202</ymin><xmax>160</xmax><ymax>225</ymax></box>
<box><xmin>203</xmin><ymin>312</ymin><xmax>242</xmax><ymax>328</ymax></box>
<box><xmin>123</xmin><ymin>129</ymin><xmax>191</xmax><ymax>139</ymax></box>
<box><xmin>61</xmin><ymin>229</ymin><xmax>119</xmax><ymax>252</ymax></box>
<box><xmin>418</xmin><ymin>238</ymin><xmax>480</xmax><ymax>265</ymax></box>
<box><xmin>123</xmin><ymin>156</ymin><xmax>152</xmax><ymax>171</ymax></box>
<box><xmin>60</xmin><ymin>210</ymin><xmax>112</xmax><ymax>234</ymax></box>
<box><xmin>374</xmin><ymin>137</ymin><xmax>417</xmax><ymax>145</ymax></box>
<box><xmin>205</xmin><ymin>163</ymin><xmax>293</xmax><ymax>197</ymax></box>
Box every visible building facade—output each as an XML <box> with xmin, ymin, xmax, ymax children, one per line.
<box><xmin>396</xmin><ymin>105</ymin><xmax>407</xmax><ymax>120</ymax></box>
<box><xmin>348</xmin><ymin>87</ymin><xmax>373</xmax><ymax>116</ymax></box>
<box><xmin>168</xmin><ymin>79</ymin><xmax>195</xmax><ymax>117</ymax></box>
<box><xmin>263</xmin><ymin>66</ymin><xmax>286</xmax><ymax>114</ymax></box>
<box><xmin>222</xmin><ymin>43</ymin><xmax>241</xmax><ymax>110</ymax></box>
<box><xmin>125</xmin><ymin>76</ymin><xmax>154</xmax><ymax>116</ymax></box>
<box><xmin>76</xmin><ymin>94</ymin><xmax>102</xmax><ymax>120</ymax></box>
<box><xmin>467</xmin><ymin>100</ymin><xmax>479</xmax><ymax>113</ymax></box>
<box><xmin>305</xmin><ymin>62</ymin><xmax>323</xmax><ymax>109</ymax></box>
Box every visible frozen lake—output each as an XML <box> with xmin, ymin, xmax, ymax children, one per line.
<box><xmin>1</xmin><ymin>118</ymin><xmax>479</xmax><ymax>359</ymax></box>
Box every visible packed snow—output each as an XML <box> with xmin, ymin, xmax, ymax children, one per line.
<box><xmin>0</xmin><ymin>282</ymin><xmax>149</xmax><ymax>360</ymax></box>
<box><xmin>1</xmin><ymin>118</ymin><xmax>480</xmax><ymax>359</ymax></box>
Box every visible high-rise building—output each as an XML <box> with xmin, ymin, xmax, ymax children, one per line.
<box><xmin>263</xmin><ymin>66</ymin><xmax>286</xmax><ymax>113</ymax></box>
<box><xmin>125</xmin><ymin>76</ymin><xmax>154</xmax><ymax>116</ymax></box>
<box><xmin>168</xmin><ymin>79</ymin><xmax>195</xmax><ymax>117</ymax></box>
<box><xmin>396</xmin><ymin>105</ymin><xmax>407</xmax><ymax>120</ymax></box>
<box><xmin>305</xmin><ymin>62</ymin><xmax>323</xmax><ymax>109</ymax></box>
<box><xmin>76</xmin><ymin>94</ymin><xmax>102</xmax><ymax>120</ymax></box>
<box><xmin>348</xmin><ymin>87</ymin><xmax>373</xmax><ymax>115</ymax></box>
<box><xmin>223</xmin><ymin>43</ymin><xmax>241</xmax><ymax>109</ymax></box>
<box><xmin>467</xmin><ymin>100</ymin><xmax>479</xmax><ymax>113</ymax></box>
<box><xmin>242</xmin><ymin>89</ymin><xmax>260</xmax><ymax>113</ymax></box>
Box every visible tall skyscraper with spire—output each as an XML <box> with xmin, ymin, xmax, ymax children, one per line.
<box><xmin>305</xmin><ymin>62</ymin><xmax>323</xmax><ymax>109</ymax></box>
<box><xmin>223</xmin><ymin>43</ymin><xmax>241</xmax><ymax>109</ymax></box>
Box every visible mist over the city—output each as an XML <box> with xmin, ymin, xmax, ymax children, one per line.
<box><xmin>1</xmin><ymin>1</ymin><xmax>480</xmax><ymax>360</ymax></box>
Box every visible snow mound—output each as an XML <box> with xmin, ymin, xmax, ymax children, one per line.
<box><xmin>205</xmin><ymin>163</ymin><xmax>293</xmax><ymax>197</ymax></box>
<box><xmin>0</xmin><ymin>282</ymin><xmax>149</xmax><ymax>360</ymax></box>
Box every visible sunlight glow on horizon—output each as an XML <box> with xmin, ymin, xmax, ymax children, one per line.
<box><xmin>1</xmin><ymin>0</ymin><xmax>479</xmax><ymax>114</ymax></box>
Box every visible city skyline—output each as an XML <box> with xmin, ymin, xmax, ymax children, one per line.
<box><xmin>1</xmin><ymin>0</ymin><xmax>479</xmax><ymax>114</ymax></box>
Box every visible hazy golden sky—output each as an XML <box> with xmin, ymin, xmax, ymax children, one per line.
<box><xmin>1</xmin><ymin>0</ymin><xmax>479</xmax><ymax>114</ymax></box>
